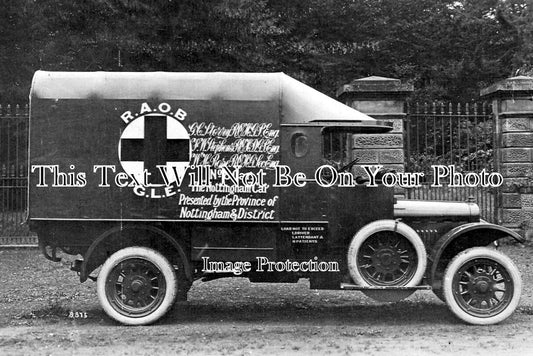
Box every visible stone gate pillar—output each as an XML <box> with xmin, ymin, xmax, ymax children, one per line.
<box><xmin>337</xmin><ymin>76</ymin><xmax>413</xmax><ymax>195</ymax></box>
<box><xmin>481</xmin><ymin>76</ymin><xmax>533</xmax><ymax>237</ymax></box>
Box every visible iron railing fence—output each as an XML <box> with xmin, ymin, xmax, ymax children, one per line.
<box><xmin>0</xmin><ymin>104</ymin><xmax>30</xmax><ymax>238</ymax></box>
<box><xmin>404</xmin><ymin>102</ymin><xmax>496</xmax><ymax>222</ymax></box>
<box><xmin>405</xmin><ymin>102</ymin><xmax>494</xmax><ymax>179</ymax></box>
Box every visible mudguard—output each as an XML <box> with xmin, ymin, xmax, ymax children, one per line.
<box><xmin>80</xmin><ymin>224</ymin><xmax>192</xmax><ymax>283</ymax></box>
<box><xmin>429</xmin><ymin>222</ymin><xmax>525</xmax><ymax>283</ymax></box>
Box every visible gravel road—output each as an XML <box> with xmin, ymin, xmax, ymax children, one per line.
<box><xmin>1</xmin><ymin>243</ymin><xmax>532</xmax><ymax>355</ymax></box>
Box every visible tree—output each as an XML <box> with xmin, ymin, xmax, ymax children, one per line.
<box><xmin>0</xmin><ymin>0</ymin><xmax>39</xmax><ymax>103</ymax></box>
<box><xmin>0</xmin><ymin>0</ymin><xmax>531</xmax><ymax>103</ymax></box>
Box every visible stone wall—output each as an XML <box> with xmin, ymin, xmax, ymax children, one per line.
<box><xmin>481</xmin><ymin>76</ymin><xmax>533</xmax><ymax>237</ymax></box>
<box><xmin>337</xmin><ymin>76</ymin><xmax>412</xmax><ymax>194</ymax></box>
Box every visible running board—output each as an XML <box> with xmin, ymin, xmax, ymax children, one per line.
<box><xmin>340</xmin><ymin>283</ymin><xmax>432</xmax><ymax>291</ymax></box>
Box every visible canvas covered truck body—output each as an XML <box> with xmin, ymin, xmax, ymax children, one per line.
<box><xmin>29</xmin><ymin>71</ymin><xmax>525</xmax><ymax>326</ymax></box>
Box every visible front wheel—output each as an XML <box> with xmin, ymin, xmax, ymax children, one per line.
<box><xmin>97</xmin><ymin>246</ymin><xmax>177</xmax><ymax>325</ymax></box>
<box><xmin>443</xmin><ymin>247</ymin><xmax>522</xmax><ymax>325</ymax></box>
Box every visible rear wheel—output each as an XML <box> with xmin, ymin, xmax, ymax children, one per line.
<box><xmin>97</xmin><ymin>246</ymin><xmax>177</xmax><ymax>325</ymax></box>
<box><xmin>443</xmin><ymin>247</ymin><xmax>521</xmax><ymax>325</ymax></box>
<box><xmin>348</xmin><ymin>220</ymin><xmax>426</xmax><ymax>302</ymax></box>
<box><xmin>355</xmin><ymin>231</ymin><xmax>419</xmax><ymax>286</ymax></box>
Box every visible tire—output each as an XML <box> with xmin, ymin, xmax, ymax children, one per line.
<box><xmin>97</xmin><ymin>246</ymin><xmax>177</xmax><ymax>325</ymax></box>
<box><xmin>443</xmin><ymin>247</ymin><xmax>522</xmax><ymax>325</ymax></box>
<box><xmin>348</xmin><ymin>220</ymin><xmax>427</xmax><ymax>289</ymax></box>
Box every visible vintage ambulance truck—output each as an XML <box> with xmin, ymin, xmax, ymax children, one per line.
<box><xmin>29</xmin><ymin>71</ymin><xmax>525</xmax><ymax>326</ymax></box>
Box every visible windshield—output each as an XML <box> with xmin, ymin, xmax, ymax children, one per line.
<box><xmin>322</xmin><ymin>130</ymin><xmax>352</xmax><ymax>170</ymax></box>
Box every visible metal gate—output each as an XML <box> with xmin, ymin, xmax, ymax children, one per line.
<box><xmin>0</xmin><ymin>104</ymin><xmax>30</xmax><ymax>239</ymax></box>
<box><xmin>404</xmin><ymin>102</ymin><xmax>496</xmax><ymax>222</ymax></box>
